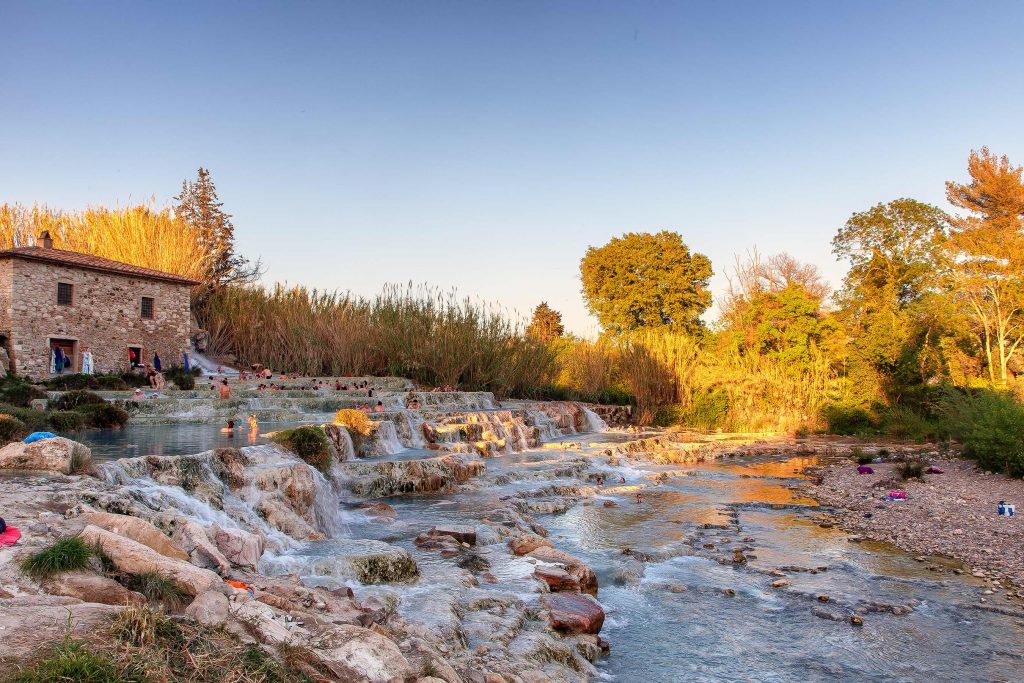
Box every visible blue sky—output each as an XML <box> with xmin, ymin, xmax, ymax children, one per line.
<box><xmin>2</xmin><ymin>1</ymin><xmax>1022</xmax><ymax>335</ymax></box>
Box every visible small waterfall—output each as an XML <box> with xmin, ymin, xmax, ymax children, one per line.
<box><xmin>311</xmin><ymin>467</ymin><xmax>348</xmax><ymax>538</ymax></box>
<box><xmin>367</xmin><ymin>421</ymin><xmax>405</xmax><ymax>456</ymax></box>
<box><xmin>581</xmin><ymin>405</ymin><xmax>609</xmax><ymax>433</ymax></box>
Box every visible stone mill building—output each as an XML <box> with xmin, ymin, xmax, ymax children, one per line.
<box><xmin>0</xmin><ymin>232</ymin><xmax>198</xmax><ymax>378</ymax></box>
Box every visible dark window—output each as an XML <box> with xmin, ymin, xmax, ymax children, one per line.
<box><xmin>141</xmin><ymin>296</ymin><xmax>155</xmax><ymax>320</ymax></box>
<box><xmin>57</xmin><ymin>282</ymin><xmax>73</xmax><ymax>306</ymax></box>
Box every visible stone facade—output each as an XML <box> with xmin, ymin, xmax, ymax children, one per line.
<box><xmin>0</xmin><ymin>256</ymin><xmax>193</xmax><ymax>378</ymax></box>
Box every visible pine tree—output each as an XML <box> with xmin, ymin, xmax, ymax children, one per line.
<box><xmin>175</xmin><ymin>167</ymin><xmax>257</xmax><ymax>295</ymax></box>
<box><xmin>527</xmin><ymin>302</ymin><xmax>565</xmax><ymax>343</ymax></box>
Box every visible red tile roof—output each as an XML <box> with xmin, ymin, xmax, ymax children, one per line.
<box><xmin>0</xmin><ymin>246</ymin><xmax>200</xmax><ymax>285</ymax></box>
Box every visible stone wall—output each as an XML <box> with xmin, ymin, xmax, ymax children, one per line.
<box><xmin>586</xmin><ymin>403</ymin><xmax>633</xmax><ymax>427</ymax></box>
<box><xmin>5</xmin><ymin>258</ymin><xmax>192</xmax><ymax>378</ymax></box>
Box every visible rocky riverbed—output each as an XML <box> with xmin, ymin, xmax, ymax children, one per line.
<box><xmin>2</xmin><ymin>389</ymin><xmax>1024</xmax><ymax>682</ymax></box>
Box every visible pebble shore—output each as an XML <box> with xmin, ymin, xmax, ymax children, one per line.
<box><xmin>801</xmin><ymin>454</ymin><xmax>1024</xmax><ymax>595</ymax></box>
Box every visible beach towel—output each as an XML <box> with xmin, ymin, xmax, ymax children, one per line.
<box><xmin>24</xmin><ymin>431</ymin><xmax>57</xmax><ymax>443</ymax></box>
<box><xmin>0</xmin><ymin>527</ymin><xmax>21</xmax><ymax>547</ymax></box>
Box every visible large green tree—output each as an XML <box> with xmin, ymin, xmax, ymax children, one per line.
<box><xmin>175</xmin><ymin>167</ymin><xmax>258</xmax><ymax>296</ymax></box>
<box><xmin>580</xmin><ymin>231</ymin><xmax>712</xmax><ymax>334</ymax></box>
<box><xmin>945</xmin><ymin>148</ymin><xmax>1024</xmax><ymax>386</ymax></box>
<box><xmin>832</xmin><ymin>198</ymin><xmax>950</xmax><ymax>400</ymax></box>
<box><xmin>526</xmin><ymin>302</ymin><xmax>565</xmax><ymax>343</ymax></box>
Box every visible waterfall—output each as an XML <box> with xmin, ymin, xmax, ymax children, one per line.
<box><xmin>581</xmin><ymin>405</ymin><xmax>609</xmax><ymax>433</ymax></box>
<box><xmin>367</xmin><ymin>421</ymin><xmax>405</xmax><ymax>456</ymax></box>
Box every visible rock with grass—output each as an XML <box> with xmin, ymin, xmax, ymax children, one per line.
<box><xmin>0</xmin><ymin>596</ymin><xmax>119</xmax><ymax>664</ymax></box>
<box><xmin>0</xmin><ymin>436</ymin><xmax>92</xmax><ymax>475</ymax></box>
<box><xmin>79</xmin><ymin>524</ymin><xmax>221</xmax><ymax>596</ymax></box>
<box><xmin>20</xmin><ymin>536</ymin><xmax>94</xmax><ymax>578</ymax></box>
<box><xmin>41</xmin><ymin>569</ymin><xmax>146</xmax><ymax>606</ymax></box>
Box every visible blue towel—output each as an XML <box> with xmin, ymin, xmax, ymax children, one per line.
<box><xmin>24</xmin><ymin>432</ymin><xmax>58</xmax><ymax>444</ymax></box>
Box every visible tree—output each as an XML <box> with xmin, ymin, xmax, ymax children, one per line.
<box><xmin>174</xmin><ymin>167</ymin><xmax>258</xmax><ymax>296</ymax></box>
<box><xmin>832</xmin><ymin>199</ymin><xmax>950</xmax><ymax>399</ymax></box>
<box><xmin>721</xmin><ymin>250</ymin><xmax>830</xmax><ymax>331</ymax></box>
<box><xmin>580</xmin><ymin>231</ymin><xmax>712</xmax><ymax>334</ymax></box>
<box><xmin>526</xmin><ymin>302</ymin><xmax>565</xmax><ymax>343</ymax></box>
<box><xmin>945</xmin><ymin>148</ymin><xmax>1024</xmax><ymax>386</ymax></box>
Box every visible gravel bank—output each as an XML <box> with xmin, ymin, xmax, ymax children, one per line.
<box><xmin>800</xmin><ymin>455</ymin><xmax>1024</xmax><ymax>593</ymax></box>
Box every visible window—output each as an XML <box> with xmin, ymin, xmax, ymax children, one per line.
<box><xmin>141</xmin><ymin>296</ymin><xmax>155</xmax><ymax>320</ymax></box>
<box><xmin>56</xmin><ymin>282</ymin><xmax>73</xmax><ymax>306</ymax></box>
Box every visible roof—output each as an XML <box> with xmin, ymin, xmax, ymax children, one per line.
<box><xmin>0</xmin><ymin>246</ymin><xmax>201</xmax><ymax>285</ymax></box>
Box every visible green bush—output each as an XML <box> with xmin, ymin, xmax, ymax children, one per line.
<box><xmin>95</xmin><ymin>375</ymin><xmax>130</xmax><ymax>390</ymax></box>
<box><xmin>10</xmin><ymin>639</ymin><xmax>121</xmax><ymax>683</ymax></box>
<box><xmin>43</xmin><ymin>374</ymin><xmax>99</xmax><ymax>391</ymax></box>
<box><xmin>21</xmin><ymin>536</ymin><xmax>93</xmax><ymax>578</ymax></box>
<box><xmin>119</xmin><ymin>371</ymin><xmax>150</xmax><ymax>388</ymax></box>
<box><xmin>49</xmin><ymin>390</ymin><xmax>107</xmax><ymax>411</ymax></box>
<box><xmin>653</xmin><ymin>390</ymin><xmax>729</xmax><ymax>430</ymax></box>
<box><xmin>0</xmin><ymin>413</ymin><xmax>28</xmax><ymax>444</ymax></box>
<box><xmin>164</xmin><ymin>366</ymin><xmax>199</xmax><ymax>390</ymax></box>
<box><xmin>530</xmin><ymin>384</ymin><xmax>634</xmax><ymax>406</ymax></box>
<box><xmin>271</xmin><ymin>426</ymin><xmax>331</xmax><ymax>473</ymax></box>
<box><xmin>941</xmin><ymin>388</ymin><xmax>1024</xmax><ymax>477</ymax></box>
<box><xmin>0</xmin><ymin>378</ymin><xmax>46</xmax><ymax>407</ymax></box>
<box><xmin>79</xmin><ymin>402</ymin><xmax>130</xmax><ymax>429</ymax></box>
<box><xmin>0</xmin><ymin>404</ymin><xmax>50</xmax><ymax>432</ymax></box>
<box><xmin>124</xmin><ymin>571</ymin><xmax>189</xmax><ymax>610</ymax></box>
<box><xmin>820</xmin><ymin>403</ymin><xmax>879</xmax><ymax>435</ymax></box>
<box><xmin>880</xmin><ymin>405</ymin><xmax>939</xmax><ymax>441</ymax></box>
<box><xmin>896</xmin><ymin>458</ymin><xmax>926</xmax><ymax>480</ymax></box>
<box><xmin>47</xmin><ymin>410</ymin><xmax>86</xmax><ymax>432</ymax></box>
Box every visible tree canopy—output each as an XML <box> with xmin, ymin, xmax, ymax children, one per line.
<box><xmin>580</xmin><ymin>231</ymin><xmax>712</xmax><ymax>335</ymax></box>
<box><xmin>526</xmin><ymin>302</ymin><xmax>565</xmax><ymax>343</ymax></box>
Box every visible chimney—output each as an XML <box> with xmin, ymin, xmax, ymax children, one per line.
<box><xmin>39</xmin><ymin>231</ymin><xmax>53</xmax><ymax>249</ymax></box>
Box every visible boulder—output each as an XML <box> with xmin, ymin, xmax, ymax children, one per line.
<box><xmin>0</xmin><ymin>436</ymin><xmax>91</xmax><ymax>475</ymax></box>
<box><xmin>79</xmin><ymin>524</ymin><xmax>220</xmax><ymax>596</ymax></box>
<box><xmin>509</xmin><ymin>533</ymin><xmax>553</xmax><ymax>556</ymax></box>
<box><xmin>534</xmin><ymin>565</ymin><xmax>580</xmax><ymax>592</ymax></box>
<box><xmin>540</xmin><ymin>593</ymin><xmax>605</xmax><ymax>635</ymax></box>
<box><xmin>82</xmin><ymin>511</ymin><xmax>189</xmax><ymax>562</ymax></box>
<box><xmin>41</xmin><ymin>570</ymin><xmax>145</xmax><ymax>606</ymax></box>
<box><xmin>0</xmin><ymin>598</ymin><xmax>118</xmax><ymax>664</ymax></box>
<box><xmin>185</xmin><ymin>590</ymin><xmax>231</xmax><ymax>626</ymax></box>
<box><xmin>427</xmin><ymin>525</ymin><xmax>476</xmax><ymax>546</ymax></box>
<box><xmin>172</xmin><ymin>519</ymin><xmax>231</xmax><ymax>574</ymax></box>
<box><xmin>211</xmin><ymin>524</ymin><xmax>264</xmax><ymax>568</ymax></box>
<box><xmin>228</xmin><ymin>596</ymin><xmax>294</xmax><ymax>643</ymax></box>
<box><xmin>528</xmin><ymin>546</ymin><xmax>598</xmax><ymax>596</ymax></box>
<box><xmin>318</xmin><ymin>624</ymin><xmax>413</xmax><ymax>682</ymax></box>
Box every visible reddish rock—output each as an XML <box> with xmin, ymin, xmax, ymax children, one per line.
<box><xmin>509</xmin><ymin>533</ymin><xmax>553</xmax><ymax>556</ymax></box>
<box><xmin>428</xmin><ymin>524</ymin><xmax>477</xmax><ymax>546</ymax></box>
<box><xmin>361</xmin><ymin>502</ymin><xmax>397</xmax><ymax>517</ymax></box>
<box><xmin>529</xmin><ymin>546</ymin><xmax>599</xmax><ymax>596</ymax></box>
<box><xmin>541</xmin><ymin>593</ymin><xmax>605</xmax><ymax>635</ymax></box>
<box><xmin>534</xmin><ymin>565</ymin><xmax>580</xmax><ymax>592</ymax></box>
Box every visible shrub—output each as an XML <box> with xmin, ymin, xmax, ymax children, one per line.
<box><xmin>43</xmin><ymin>374</ymin><xmax>99</xmax><ymax>391</ymax></box>
<box><xmin>896</xmin><ymin>458</ymin><xmax>926</xmax><ymax>480</ymax></box>
<box><xmin>0</xmin><ymin>404</ymin><xmax>50</xmax><ymax>432</ymax></box>
<box><xmin>271</xmin><ymin>426</ymin><xmax>331</xmax><ymax>473</ymax></box>
<box><xmin>0</xmin><ymin>378</ymin><xmax>46</xmax><ymax>407</ymax></box>
<box><xmin>79</xmin><ymin>403</ymin><xmax>130</xmax><ymax>429</ymax></box>
<box><xmin>124</xmin><ymin>571</ymin><xmax>188</xmax><ymax>611</ymax></box>
<box><xmin>47</xmin><ymin>410</ymin><xmax>86</xmax><ymax>432</ymax></box>
<box><xmin>119</xmin><ymin>371</ymin><xmax>150</xmax><ymax>388</ymax></box>
<box><xmin>940</xmin><ymin>388</ymin><xmax>1024</xmax><ymax>477</ymax></box>
<box><xmin>21</xmin><ymin>536</ymin><xmax>93</xmax><ymax>578</ymax></box>
<box><xmin>0</xmin><ymin>413</ymin><xmax>28</xmax><ymax>444</ymax></box>
<box><xmin>10</xmin><ymin>639</ymin><xmax>121</xmax><ymax>683</ymax></box>
<box><xmin>820</xmin><ymin>403</ymin><xmax>878</xmax><ymax>435</ymax></box>
<box><xmin>49</xmin><ymin>390</ymin><xmax>107</xmax><ymax>411</ymax></box>
<box><xmin>849</xmin><ymin>447</ymin><xmax>873</xmax><ymax>465</ymax></box>
<box><xmin>95</xmin><ymin>375</ymin><xmax>130</xmax><ymax>390</ymax></box>
<box><xmin>880</xmin><ymin>405</ymin><xmax>939</xmax><ymax>441</ymax></box>
<box><xmin>334</xmin><ymin>408</ymin><xmax>375</xmax><ymax>436</ymax></box>
<box><xmin>164</xmin><ymin>366</ymin><xmax>198</xmax><ymax>390</ymax></box>
<box><xmin>653</xmin><ymin>390</ymin><xmax>729</xmax><ymax>431</ymax></box>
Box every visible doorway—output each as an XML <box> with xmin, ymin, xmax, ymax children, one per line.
<box><xmin>48</xmin><ymin>338</ymin><xmax>77</xmax><ymax>374</ymax></box>
<box><xmin>128</xmin><ymin>345</ymin><xmax>143</xmax><ymax>370</ymax></box>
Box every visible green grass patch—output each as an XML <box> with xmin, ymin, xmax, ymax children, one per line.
<box><xmin>49</xmin><ymin>390</ymin><xmax>107</xmax><ymax>411</ymax></box>
<box><xmin>271</xmin><ymin>426</ymin><xmax>331</xmax><ymax>473</ymax></box>
<box><xmin>78</xmin><ymin>402</ymin><xmax>130</xmax><ymax>429</ymax></box>
<box><xmin>10</xmin><ymin>638</ymin><xmax>124</xmax><ymax>683</ymax></box>
<box><xmin>0</xmin><ymin>412</ymin><xmax>28</xmax><ymax>445</ymax></box>
<box><xmin>21</xmin><ymin>536</ymin><xmax>93</xmax><ymax>578</ymax></box>
<box><xmin>124</xmin><ymin>571</ymin><xmax>188</xmax><ymax>611</ymax></box>
<box><xmin>47</xmin><ymin>409</ymin><xmax>86</xmax><ymax>432</ymax></box>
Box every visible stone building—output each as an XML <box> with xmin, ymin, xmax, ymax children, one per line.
<box><xmin>0</xmin><ymin>233</ymin><xmax>198</xmax><ymax>378</ymax></box>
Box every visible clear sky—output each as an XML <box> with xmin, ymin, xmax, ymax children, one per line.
<box><xmin>2</xmin><ymin>1</ymin><xmax>1023</xmax><ymax>335</ymax></box>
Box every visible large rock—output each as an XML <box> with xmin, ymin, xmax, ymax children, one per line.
<box><xmin>80</xmin><ymin>524</ymin><xmax>221</xmax><ymax>596</ymax></box>
<box><xmin>41</xmin><ymin>570</ymin><xmax>145</xmax><ymax>606</ymax></box>
<box><xmin>211</xmin><ymin>524</ymin><xmax>264</xmax><ymax>568</ymax></box>
<box><xmin>0</xmin><ymin>598</ymin><xmax>118</xmax><ymax>664</ymax></box>
<box><xmin>509</xmin><ymin>533</ymin><xmax>552</xmax><ymax>556</ymax></box>
<box><xmin>427</xmin><ymin>525</ymin><xmax>476</xmax><ymax>546</ymax></box>
<box><xmin>185</xmin><ymin>590</ymin><xmax>230</xmax><ymax>626</ymax></box>
<box><xmin>540</xmin><ymin>593</ymin><xmax>605</xmax><ymax>635</ymax></box>
<box><xmin>528</xmin><ymin>546</ymin><xmax>598</xmax><ymax>596</ymax></box>
<box><xmin>533</xmin><ymin>565</ymin><xmax>580</xmax><ymax>593</ymax></box>
<box><xmin>0</xmin><ymin>436</ymin><xmax>91</xmax><ymax>475</ymax></box>
<box><xmin>172</xmin><ymin>519</ymin><xmax>231</xmax><ymax>574</ymax></box>
<box><xmin>318</xmin><ymin>625</ymin><xmax>413</xmax><ymax>682</ymax></box>
<box><xmin>263</xmin><ymin>539</ymin><xmax>418</xmax><ymax>585</ymax></box>
<box><xmin>82</xmin><ymin>511</ymin><xmax>189</xmax><ymax>562</ymax></box>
